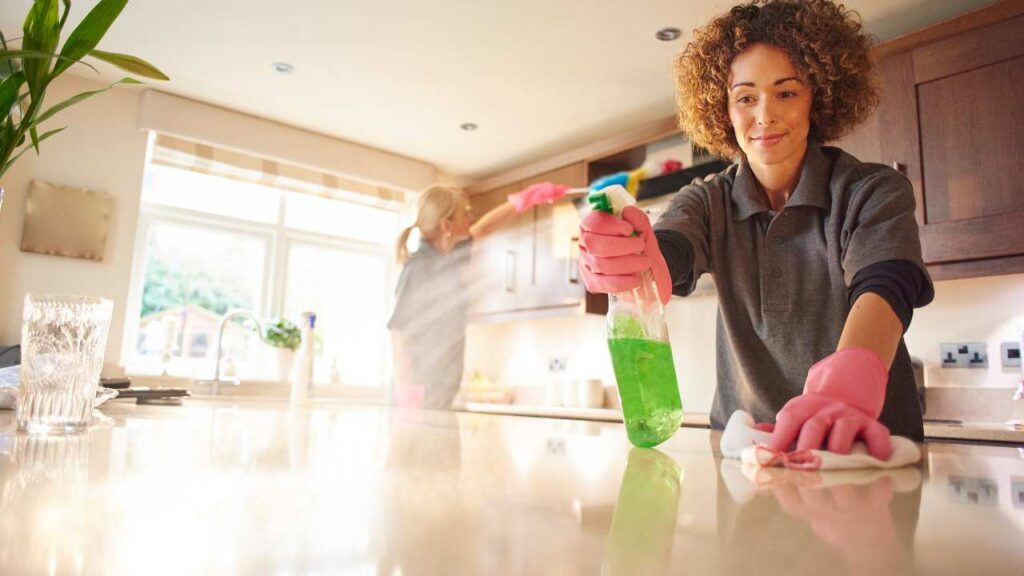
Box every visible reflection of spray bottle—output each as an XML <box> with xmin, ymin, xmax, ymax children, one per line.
<box><xmin>289</xmin><ymin>312</ymin><xmax>316</xmax><ymax>404</ymax></box>
<box><xmin>588</xmin><ymin>185</ymin><xmax>682</xmax><ymax>448</ymax></box>
<box><xmin>604</xmin><ymin>448</ymin><xmax>683</xmax><ymax>575</ymax></box>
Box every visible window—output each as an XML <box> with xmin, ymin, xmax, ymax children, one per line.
<box><xmin>283</xmin><ymin>242</ymin><xmax>390</xmax><ymax>387</ymax></box>
<box><xmin>126</xmin><ymin>162</ymin><xmax>401</xmax><ymax>392</ymax></box>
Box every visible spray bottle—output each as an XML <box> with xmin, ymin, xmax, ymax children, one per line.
<box><xmin>289</xmin><ymin>311</ymin><xmax>316</xmax><ymax>405</ymax></box>
<box><xmin>588</xmin><ymin>185</ymin><xmax>683</xmax><ymax>447</ymax></box>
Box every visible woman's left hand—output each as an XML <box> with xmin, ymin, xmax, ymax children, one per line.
<box><xmin>766</xmin><ymin>347</ymin><xmax>893</xmax><ymax>460</ymax></box>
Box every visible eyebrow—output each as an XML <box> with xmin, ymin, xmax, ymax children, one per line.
<box><xmin>730</xmin><ymin>76</ymin><xmax>804</xmax><ymax>90</ymax></box>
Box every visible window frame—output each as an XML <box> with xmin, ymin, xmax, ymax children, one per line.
<box><xmin>123</xmin><ymin>166</ymin><xmax>400</xmax><ymax>399</ymax></box>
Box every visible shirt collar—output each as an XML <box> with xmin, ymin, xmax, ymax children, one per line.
<box><xmin>731</xmin><ymin>141</ymin><xmax>831</xmax><ymax>221</ymax></box>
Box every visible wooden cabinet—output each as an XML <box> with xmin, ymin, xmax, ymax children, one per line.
<box><xmin>465</xmin><ymin>118</ymin><xmax>716</xmax><ymax>320</ymax></box>
<box><xmin>517</xmin><ymin>164</ymin><xmax>588</xmax><ymax>311</ymax></box>
<box><xmin>468</xmin><ymin>163</ymin><xmax>590</xmax><ymax>320</ymax></box>
<box><xmin>836</xmin><ymin>2</ymin><xmax>1024</xmax><ymax>280</ymax></box>
<box><xmin>468</xmin><ymin>182</ymin><xmax>527</xmax><ymax>316</ymax></box>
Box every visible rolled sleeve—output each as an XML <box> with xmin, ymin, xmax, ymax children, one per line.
<box><xmin>840</xmin><ymin>169</ymin><xmax>932</xmax><ymax>292</ymax></box>
<box><xmin>653</xmin><ymin>183</ymin><xmax>713</xmax><ymax>296</ymax></box>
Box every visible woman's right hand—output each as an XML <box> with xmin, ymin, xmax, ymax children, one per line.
<box><xmin>578</xmin><ymin>206</ymin><xmax>672</xmax><ymax>304</ymax></box>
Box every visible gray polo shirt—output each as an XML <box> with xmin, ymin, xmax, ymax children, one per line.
<box><xmin>388</xmin><ymin>239</ymin><xmax>472</xmax><ymax>409</ymax></box>
<box><xmin>654</xmin><ymin>142</ymin><xmax>932</xmax><ymax>440</ymax></box>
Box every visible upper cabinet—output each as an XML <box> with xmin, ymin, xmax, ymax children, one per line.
<box><xmin>466</xmin><ymin>118</ymin><xmax>725</xmax><ymax>322</ymax></box>
<box><xmin>837</xmin><ymin>1</ymin><xmax>1024</xmax><ymax>280</ymax></box>
<box><xmin>468</xmin><ymin>163</ymin><xmax>591</xmax><ymax>320</ymax></box>
<box><xmin>468</xmin><ymin>181</ymin><xmax>527</xmax><ymax>317</ymax></box>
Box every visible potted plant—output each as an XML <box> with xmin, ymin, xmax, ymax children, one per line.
<box><xmin>264</xmin><ymin>318</ymin><xmax>301</xmax><ymax>383</ymax></box>
<box><xmin>1</xmin><ymin>0</ymin><xmax>168</xmax><ymax>205</ymax></box>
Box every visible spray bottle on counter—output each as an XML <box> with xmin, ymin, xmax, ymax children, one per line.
<box><xmin>587</xmin><ymin>185</ymin><xmax>683</xmax><ymax>447</ymax></box>
<box><xmin>289</xmin><ymin>311</ymin><xmax>316</xmax><ymax>405</ymax></box>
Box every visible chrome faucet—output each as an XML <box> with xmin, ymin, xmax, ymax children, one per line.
<box><xmin>193</xmin><ymin>308</ymin><xmax>266</xmax><ymax>395</ymax></box>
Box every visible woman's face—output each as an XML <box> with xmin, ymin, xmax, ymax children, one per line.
<box><xmin>727</xmin><ymin>43</ymin><xmax>813</xmax><ymax>167</ymax></box>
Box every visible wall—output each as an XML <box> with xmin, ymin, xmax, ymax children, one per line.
<box><xmin>464</xmin><ymin>293</ymin><xmax>719</xmax><ymax>414</ymax></box>
<box><xmin>464</xmin><ymin>272</ymin><xmax>1024</xmax><ymax>415</ymax></box>
<box><xmin>0</xmin><ymin>75</ymin><xmax>439</xmax><ymax>371</ymax></box>
<box><xmin>0</xmin><ymin>75</ymin><xmax>150</xmax><ymax>371</ymax></box>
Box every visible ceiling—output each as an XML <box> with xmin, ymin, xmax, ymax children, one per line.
<box><xmin>1</xmin><ymin>0</ymin><xmax>997</xmax><ymax>182</ymax></box>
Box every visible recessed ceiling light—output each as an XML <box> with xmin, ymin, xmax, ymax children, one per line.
<box><xmin>460</xmin><ymin>123</ymin><xmax>478</xmax><ymax>132</ymax></box>
<box><xmin>656</xmin><ymin>27</ymin><xmax>681</xmax><ymax>41</ymax></box>
<box><xmin>272</xmin><ymin>62</ymin><xmax>294</xmax><ymax>74</ymax></box>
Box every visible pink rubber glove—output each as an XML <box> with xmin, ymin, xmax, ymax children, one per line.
<box><xmin>508</xmin><ymin>182</ymin><xmax>570</xmax><ymax>213</ymax></box>
<box><xmin>766</xmin><ymin>347</ymin><xmax>893</xmax><ymax>461</ymax></box>
<box><xmin>578</xmin><ymin>206</ymin><xmax>672</xmax><ymax>305</ymax></box>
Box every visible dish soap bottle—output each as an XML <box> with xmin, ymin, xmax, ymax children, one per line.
<box><xmin>289</xmin><ymin>311</ymin><xmax>316</xmax><ymax>405</ymax></box>
<box><xmin>588</xmin><ymin>185</ymin><xmax>682</xmax><ymax>447</ymax></box>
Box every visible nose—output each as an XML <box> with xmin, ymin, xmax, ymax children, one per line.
<box><xmin>755</xmin><ymin>98</ymin><xmax>776</xmax><ymax>127</ymax></box>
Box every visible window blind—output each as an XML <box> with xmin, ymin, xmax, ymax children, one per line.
<box><xmin>150</xmin><ymin>134</ymin><xmax>406</xmax><ymax>208</ymax></box>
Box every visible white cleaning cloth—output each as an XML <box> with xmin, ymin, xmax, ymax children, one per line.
<box><xmin>720</xmin><ymin>410</ymin><xmax>921</xmax><ymax>470</ymax></box>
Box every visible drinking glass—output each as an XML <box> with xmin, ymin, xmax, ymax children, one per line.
<box><xmin>16</xmin><ymin>294</ymin><xmax>113</xmax><ymax>433</ymax></box>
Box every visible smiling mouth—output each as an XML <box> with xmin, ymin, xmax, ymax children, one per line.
<box><xmin>751</xmin><ymin>133</ymin><xmax>786</xmax><ymax>146</ymax></box>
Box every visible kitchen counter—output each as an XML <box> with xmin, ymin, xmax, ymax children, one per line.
<box><xmin>1</xmin><ymin>399</ymin><xmax>1022</xmax><ymax>575</ymax></box>
<box><xmin>462</xmin><ymin>403</ymin><xmax>1024</xmax><ymax>445</ymax></box>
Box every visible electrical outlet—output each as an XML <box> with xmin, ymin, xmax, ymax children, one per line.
<box><xmin>948</xmin><ymin>476</ymin><xmax>998</xmax><ymax>506</ymax></box>
<box><xmin>940</xmin><ymin>342</ymin><xmax>988</xmax><ymax>369</ymax></box>
<box><xmin>966</xmin><ymin>343</ymin><xmax>988</xmax><ymax>368</ymax></box>
<box><xmin>548</xmin><ymin>356</ymin><xmax>567</xmax><ymax>372</ymax></box>
<box><xmin>940</xmin><ymin>343</ymin><xmax>969</xmax><ymax>368</ymax></box>
<box><xmin>1001</xmin><ymin>342</ymin><xmax>1022</xmax><ymax>368</ymax></box>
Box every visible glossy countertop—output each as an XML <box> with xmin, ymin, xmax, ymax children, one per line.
<box><xmin>461</xmin><ymin>402</ymin><xmax>1024</xmax><ymax>444</ymax></box>
<box><xmin>1</xmin><ymin>398</ymin><xmax>1022</xmax><ymax>575</ymax></box>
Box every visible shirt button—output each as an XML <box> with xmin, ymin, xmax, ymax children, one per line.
<box><xmin>771</xmin><ymin>268</ymin><xmax>782</xmax><ymax>279</ymax></box>
<box><xmin>773</xmin><ymin>237</ymin><xmax>784</xmax><ymax>245</ymax></box>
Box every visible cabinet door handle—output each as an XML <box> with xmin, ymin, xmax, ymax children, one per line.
<box><xmin>892</xmin><ymin>162</ymin><xmax>905</xmax><ymax>174</ymax></box>
<box><xmin>569</xmin><ymin>236</ymin><xmax>580</xmax><ymax>284</ymax></box>
<box><xmin>505</xmin><ymin>250</ymin><xmax>516</xmax><ymax>293</ymax></box>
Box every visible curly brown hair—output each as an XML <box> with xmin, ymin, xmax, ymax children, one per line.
<box><xmin>674</xmin><ymin>0</ymin><xmax>878</xmax><ymax>157</ymax></box>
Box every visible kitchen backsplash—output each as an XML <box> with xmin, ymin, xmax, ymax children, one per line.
<box><xmin>464</xmin><ymin>272</ymin><xmax>1024</xmax><ymax>422</ymax></box>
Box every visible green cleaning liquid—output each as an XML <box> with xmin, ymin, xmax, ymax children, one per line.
<box><xmin>603</xmin><ymin>448</ymin><xmax>682</xmax><ymax>575</ymax></box>
<box><xmin>608</xmin><ymin>337</ymin><xmax>683</xmax><ymax>448</ymax></box>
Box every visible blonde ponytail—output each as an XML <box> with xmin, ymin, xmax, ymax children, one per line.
<box><xmin>395</xmin><ymin>185</ymin><xmax>468</xmax><ymax>263</ymax></box>
<box><xmin>395</xmin><ymin>225</ymin><xmax>415</xmax><ymax>263</ymax></box>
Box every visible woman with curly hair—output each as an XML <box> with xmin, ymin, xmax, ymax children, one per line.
<box><xmin>579</xmin><ymin>0</ymin><xmax>934</xmax><ymax>459</ymax></box>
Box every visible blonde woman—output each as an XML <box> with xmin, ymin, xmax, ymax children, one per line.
<box><xmin>388</xmin><ymin>182</ymin><xmax>568</xmax><ymax>409</ymax></box>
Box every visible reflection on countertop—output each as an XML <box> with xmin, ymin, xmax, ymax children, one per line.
<box><xmin>0</xmin><ymin>399</ymin><xmax>1021</xmax><ymax>575</ymax></box>
<box><xmin>461</xmin><ymin>402</ymin><xmax>1024</xmax><ymax>444</ymax></box>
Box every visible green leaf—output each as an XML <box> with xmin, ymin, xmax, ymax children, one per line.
<box><xmin>3</xmin><ymin>126</ymin><xmax>65</xmax><ymax>172</ymax></box>
<box><xmin>0</xmin><ymin>71</ymin><xmax>25</xmax><ymax>116</ymax></box>
<box><xmin>0</xmin><ymin>33</ymin><xmax>22</xmax><ymax>80</ymax></box>
<box><xmin>59</xmin><ymin>0</ymin><xmax>71</xmax><ymax>30</ymax></box>
<box><xmin>0</xmin><ymin>50</ymin><xmax>99</xmax><ymax>76</ymax></box>
<box><xmin>29</xmin><ymin>125</ymin><xmax>40</xmax><ymax>153</ymax></box>
<box><xmin>30</xmin><ymin>77</ymin><xmax>140</xmax><ymax>127</ymax></box>
<box><xmin>89</xmin><ymin>50</ymin><xmax>168</xmax><ymax>80</ymax></box>
<box><xmin>23</xmin><ymin>0</ymin><xmax>60</xmax><ymax>101</ymax></box>
<box><xmin>55</xmin><ymin>0</ymin><xmax>129</xmax><ymax>76</ymax></box>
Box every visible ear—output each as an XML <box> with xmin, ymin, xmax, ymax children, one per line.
<box><xmin>440</xmin><ymin>218</ymin><xmax>453</xmax><ymax>237</ymax></box>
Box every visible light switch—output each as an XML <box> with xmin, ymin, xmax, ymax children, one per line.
<box><xmin>1001</xmin><ymin>342</ymin><xmax>1022</xmax><ymax>368</ymax></box>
